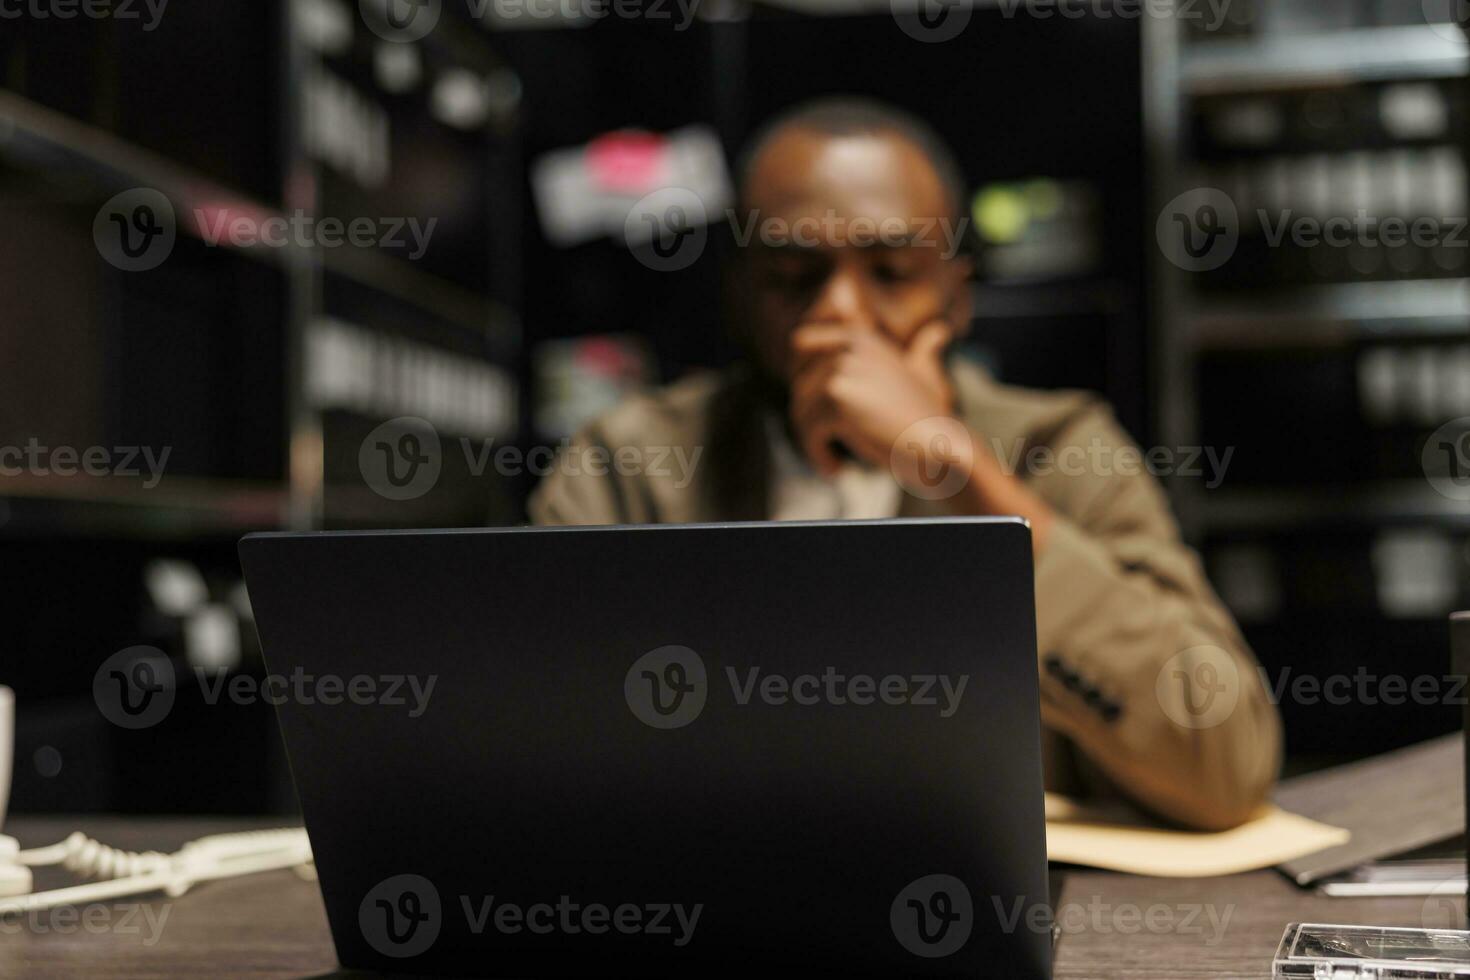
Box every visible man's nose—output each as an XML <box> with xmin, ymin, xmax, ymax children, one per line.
<box><xmin>804</xmin><ymin>267</ymin><xmax>877</xmax><ymax>333</ymax></box>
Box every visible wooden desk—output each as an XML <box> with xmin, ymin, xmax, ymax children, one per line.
<box><xmin>1051</xmin><ymin>868</ymin><xmax>1465</xmax><ymax>979</ymax></box>
<box><xmin>2</xmin><ymin>816</ymin><xmax>1464</xmax><ymax>978</ymax></box>
<box><xmin>2</xmin><ymin>817</ymin><xmax>336</xmax><ymax>979</ymax></box>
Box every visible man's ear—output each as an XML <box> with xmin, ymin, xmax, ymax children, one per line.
<box><xmin>943</xmin><ymin>255</ymin><xmax>974</xmax><ymax>339</ymax></box>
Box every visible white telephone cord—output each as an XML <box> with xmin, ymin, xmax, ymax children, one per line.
<box><xmin>0</xmin><ymin>827</ymin><xmax>313</xmax><ymax>915</ymax></box>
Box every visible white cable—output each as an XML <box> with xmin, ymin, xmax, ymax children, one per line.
<box><xmin>0</xmin><ymin>837</ymin><xmax>31</xmax><ymax>898</ymax></box>
<box><xmin>0</xmin><ymin>828</ymin><xmax>312</xmax><ymax>915</ymax></box>
<box><xmin>20</xmin><ymin>831</ymin><xmax>172</xmax><ymax>879</ymax></box>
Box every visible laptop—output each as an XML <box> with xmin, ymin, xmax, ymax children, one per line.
<box><xmin>239</xmin><ymin>517</ymin><xmax>1052</xmax><ymax>977</ymax></box>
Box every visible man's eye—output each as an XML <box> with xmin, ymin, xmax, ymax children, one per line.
<box><xmin>764</xmin><ymin>266</ymin><xmax>826</xmax><ymax>292</ymax></box>
<box><xmin>873</xmin><ymin>262</ymin><xmax>915</xmax><ymax>284</ymax></box>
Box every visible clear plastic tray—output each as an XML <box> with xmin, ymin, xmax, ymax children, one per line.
<box><xmin>1275</xmin><ymin>922</ymin><xmax>1470</xmax><ymax>978</ymax></box>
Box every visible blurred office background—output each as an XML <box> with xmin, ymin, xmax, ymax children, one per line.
<box><xmin>1</xmin><ymin>0</ymin><xmax>1468</xmax><ymax>813</ymax></box>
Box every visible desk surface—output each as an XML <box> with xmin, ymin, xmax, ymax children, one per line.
<box><xmin>2</xmin><ymin>816</ymin><xmax>1464</xmax><ymax>979</ymax></box>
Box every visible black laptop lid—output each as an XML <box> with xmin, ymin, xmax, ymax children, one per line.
<box><xmin>240</xmin><ymin>518</ymin><xmax>1051</xmax><ymax>978</ymax></box>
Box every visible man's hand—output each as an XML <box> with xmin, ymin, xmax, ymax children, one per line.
<box><xmin>786</xmin><ymin>318</ymin><xmax>1059</xmax><ymax>550</ymax></box>
<box><xmin>788</xmin><ymin>320</ymin><xmax>955</xmax><ymax>476</ymax></box>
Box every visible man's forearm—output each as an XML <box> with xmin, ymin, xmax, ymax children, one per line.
<box><xmin>1032</xmin><ymin>518</ymin><xmax>1282</xmax><ymax>830</ymax></box>
<box><xmin>950</xmin><ymin>433</ymin><xmax>1057</xmax><ymax>552</ymax></box>
<box><xmin>905</xmin><ymin>418</ymin><xmax>1058</xmax><ymax>552</ymax></box>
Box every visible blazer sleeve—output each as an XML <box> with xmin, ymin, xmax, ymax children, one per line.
<box><xmin>527</xmin><ymin>425</ymin><xmax>630</xmax><ymax>527</ymax></box>
<box><xmin>1026</xmin><ymin>403</ymin><xmax>1282</xmax><ymax>831</ymax></box>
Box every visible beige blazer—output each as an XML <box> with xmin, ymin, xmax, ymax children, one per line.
<box><xmin>530</xmin><ymin>360</ymin><xmax>1282</xmax><ymax>830</ymax></box>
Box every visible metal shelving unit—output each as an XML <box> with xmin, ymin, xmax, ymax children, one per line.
<box><xmin>1182</xmin><ymin>481</ymin><xmax>1470</xmax><ymax>531</ymax></box>
<box><xmin>0</xmin><ymin>3</ymin><xmax>522</xmax><ymax>537</ymax></box>
<box><xmin>1183</xmin><ymin>23</ymin><xmax>1469</xmax><ymax>93</ymax></box>
<box><xmin>0</xmin><ymin>477</ymin><xmax>291</xmax><ymax>539</ymax></box>
<box><xmin>1159</xmin><ymin>1</ymin><xmax>1470</xmax><ymax>759</ymax></box>
<box><xmin>1190</xmin><ymin>278</ymin><xmax>1470</xmax><ymax>348</ymax></box>
<box><xmin>0</xmin><ymin>0</ymin><xmax>524</xmax><ymax>814</ymax></box>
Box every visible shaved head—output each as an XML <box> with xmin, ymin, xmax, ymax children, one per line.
<box><xmin>736</xmin><ymin>97</ymin><xmax>970</xmax><ymax>234</ymax></box>
<box><xmin>729</xmin><ymin>97</ymin><xmax>975</xmax><ymax>386</ymax></box>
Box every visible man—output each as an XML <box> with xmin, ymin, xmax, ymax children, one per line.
<box><xmin>531</xmin><ymin>98</ymin><xmax>1280</xmax><ymax>832</ymax></box>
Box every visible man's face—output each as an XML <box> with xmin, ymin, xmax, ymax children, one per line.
<box><xmin>735</xmin><ymin>127</ymin><xmax>972</xmax><ymax>385</ymax></box>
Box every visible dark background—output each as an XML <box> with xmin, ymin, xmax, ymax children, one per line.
<box><xmin>1</xmin><ymin>0</ymin><xmax>1467</xmax><ymax>813</ymax></box>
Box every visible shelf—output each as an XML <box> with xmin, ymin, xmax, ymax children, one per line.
<box><xmin>1184</xmin><ymin>481</ymin><xmax>1470</xmax><ymax>532</ymax></box>
<box><xmin>0</xmin><ymin>90</ymin><xmax>516</xmax><ymax>343</ymax></box>
<box><xmin>1183</xmin><ymin>25</ymin><xmax>1469</xmax><ymax>94</ymax></box>
<box><xmin>0</xmin><ymin>475</ymin><xmax>290</xmax><ymax>538</ymax></box>
<box><xmin>1190</xmin><ymin>278</ymin><xmax>1470</xmax><ymax>349</ymax></box>
<box><xmin>322</xmin><ymin>243</ymin><xmax>519</xmax><ymax>344</ymax></box>
<box><xmin>0</xmin><ymin>89</ymin><xmax>288</xmax><ymax>230</ymax></box>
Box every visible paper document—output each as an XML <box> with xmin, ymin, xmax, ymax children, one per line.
<box><xmin>1045</xmin><ymin>793</ymin><xmax>1351</xmax><ymax>877</ymax></box>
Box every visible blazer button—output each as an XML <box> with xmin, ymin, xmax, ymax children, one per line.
<box><xmin>1100</xmin><ymin>700</ymin><xmax>1123</xmax><ymax>723</ymax></box>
